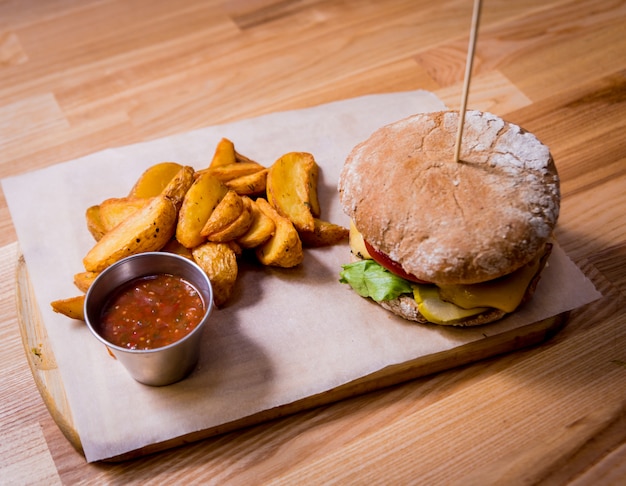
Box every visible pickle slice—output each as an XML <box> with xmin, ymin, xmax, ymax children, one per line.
<box><xmin>413</xmin><ymin>285</ymin><xmax>489</xmax><ymax>325</ymax></box>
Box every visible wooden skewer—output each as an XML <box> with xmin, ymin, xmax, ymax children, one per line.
<box><xmin>453</xmin><ymin>0</ymin><xmax>483</xmax><ymax>163</ymax></box>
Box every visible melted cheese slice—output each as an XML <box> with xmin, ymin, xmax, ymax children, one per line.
<box><xmin>348</xmin><ymin>220</ymin><xmax>372</xmax><ymax>259</ymax></box>
<box><xmin>438</xmin><ymin>256</ymin><xmax>542</xmax><ymax>313</ymax></box>
<box><xmin>349</xmin><ymin>221</ymin><xmax>542</xmax><ymax>320</ymax></box>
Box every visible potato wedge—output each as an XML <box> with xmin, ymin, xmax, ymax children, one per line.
<box><xmin>129</xmin><ymin>162</ymin><xmax>183</xmax><ymax>198</ymax></box>
<box><xmin>237</xmin><ymin>197</ymin><xmax>276</xmax><ymax>248</ymax></box>
<box><xmin>205</xmin><ymin>162</ymin><xmax>266</xmax><ymax>183</ymax></box>
<box><xmin>192</xmin><ymin>242</ymin><xmax>238</xmax><ymax>307</ymax></box>
<box><xmin>209</xmin><ymin>138</ymin><xmax>237</xmax><ymax>168</ymax></box>
<box><xmin>51</xmin><ymin>296</ymin><xmax>85</xmax><ymax>321</ymax></box>
<box><xmin>206</xmin><ymin>198</ymin><xmax>253</xmax><ymax>243</ymax></box>
<box><xmin>161</xmin><ymin>165</ymin><xmax>194</xmax><ymax>209</ymax></box>
<box><xmin>299</xmin><ymin>218</ymin><xmax>349</xmax><ymax>247</ymax></box>
<box><xmin>266</xmin><ymin>152</ymin><xmax>320</xmax><ymax>232</ymax></box>
<box><xmin>200</xmin><ymin>190</ymin><xmax>244</xmax><ymax>238</ymax></box>
<box><xmin>86</xmin><ymin>205</ymin><xmax>107</xmax><ymax>241</ymax></box>
<box><xmin>83</xmin><ymin>195</ymin><xmax>177</xmax><ymax>272</ymax></box>
<box><xmin>225</xmin><ymin>169</ymin><xmax>268</xmax><ymax>196</ymax></box>
<box><xmin>176</xmin><ymin>172</ymin><xmax>229</xmax><ymax>248</ymax></box>
<box><xmin>234</xmin><ymin>149</ymin><xmax>258</xmax><ymax>165</ymax></box>
<box><xmin>98</xmin><ymin>197</ymin><xmax>152</xmax><ymax>233</ymax></box>
<box><xmin>227</xmin><ymin>240</ymin><xmax>243</xmax><ymax>257</ymax></box>
<box><xmin>74</xmin><ymin>271</ymin><xmax>99</xmax><ymax>293</ymax></box>
<box><xmin>161</xmin><ymin>238</ymin><xmax>194</xmax><ymax>259</ymax></box>
<box><xmin>254</xmin><ymin>198</ymin><xmax>303</xmax><ymax>268</ymax></box>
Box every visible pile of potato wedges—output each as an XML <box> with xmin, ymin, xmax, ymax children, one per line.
<box><xmin>51</xmin><ymin>138</ymin><xmax>348</xmax><ymax>320</ymax></box>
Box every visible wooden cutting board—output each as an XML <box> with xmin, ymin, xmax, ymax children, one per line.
<box><xmin>16</xmin><ymin>253</ymin><xmax>570</xmax><ymax>461</ymax></box>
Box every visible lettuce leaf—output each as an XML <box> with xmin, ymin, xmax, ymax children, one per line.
<box><xmin>339</xmin><ymin>260</ymin><xmax>414</xmax><ymax>302</ymax></box>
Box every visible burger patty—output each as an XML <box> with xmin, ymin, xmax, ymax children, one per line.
<box><xmin>379</xmin><ymin>242</ymin><xmax>553</xmax><ymax>326</ymax></box>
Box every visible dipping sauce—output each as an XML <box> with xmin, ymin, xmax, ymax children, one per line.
<box><xmin>99</xmin><ymin>274</ymin><xmax>205</xmax><ymax>350</ymax></box>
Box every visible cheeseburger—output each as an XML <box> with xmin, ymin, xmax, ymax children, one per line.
<box><xmin>338</xmin><ymin>110</ymin><xmax>560</xmax><ymax>326</ymax></box>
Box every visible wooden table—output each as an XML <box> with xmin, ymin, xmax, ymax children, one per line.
<box><xmin>1</xmin><ymin>0</ymin><xmax>625</xmax><ymax>483</ymax></box>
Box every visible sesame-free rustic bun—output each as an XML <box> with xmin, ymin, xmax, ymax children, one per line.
<box><xmin>338</xmin><ymin>110</ymin><xmax>560</xmax><ymax>286</ymax></box>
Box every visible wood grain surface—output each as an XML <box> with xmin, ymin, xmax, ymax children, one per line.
<box><xmin>1</xmin><ymin>0</ymin><xmax>625</xmax><ymax>484</ymax></box>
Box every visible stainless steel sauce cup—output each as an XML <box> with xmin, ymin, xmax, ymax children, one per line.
<box><xmin>84</xmin><ymin>252</ymin><xmax>214</xmax><ymax>386</ymax></box>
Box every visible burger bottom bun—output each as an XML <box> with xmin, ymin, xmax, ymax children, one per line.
<box><xmin>379</xmin><ymin>297</ymin><xmax>506</xmax><ymax>327</ymax></box>
<box><xmin>377</xmin><ymin>243</ymin><xmax>552</xmax><ymax>326</ymax></box>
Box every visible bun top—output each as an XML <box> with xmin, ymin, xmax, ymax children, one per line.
<box><xmin>338</xmin><ymin>110</ymin><xmax>560</xmax><ymax>285</ymax></box>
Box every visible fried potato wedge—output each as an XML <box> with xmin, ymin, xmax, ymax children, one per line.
<box><xmin>74</xmin><ymin>271</ymin><xmax>99</xmax><ymax>293</ymax></box>
<box><xmin>161</xmin><ymin>165</ymin><xmax>195</xmax><ymax>209</ymax></box>
<box><xmin>206</xmin><ymin>197</ymin><xmax>253</xmax><ymax>242</ymax></box>
<box><xmin>225</xmin><ymin>169</ymin><xmax>268</xmax><ymax>196</ymax></box>
<box><xmin>200</xmin><ymin>190</ymin><xmax>244</xmax><ymax>238</ymax></box>
<box><xmin>192</xmin><ymin>242</ymin><xmax>238</xmax><ymax>307</ymax></box>
<box><xmin>176</xmin><ymin>172</ymin><xmax>229</xmax><ymax>248</ymax></box>
<box><xmin>83</xmin><ymin>195</ymin><xmax>177</xmax><ymax>272</ymax></box>
<box><xmin>254</xmin><ymin>198</ymin><xmax>303</xmax><ymax>268</ymax></box>
<box><xmin>209</xmin><ymin>137</ymin><xmax>262</xmax><ymax>168</ymax></box>
<box><xmin>299</xmin><ymin>218</ymin><xmax>349</xmax><ymax>247</ymax></box>
<box><xmin>227</xmin><ymin>240</ymin><xmax>243</xmax><ymax>257</ymax></box>
<box><xmin>129</xmin><ymin>162</ymin><xmax>183</xmax><ymax>198</ymax></box>
<box><xmin>205</xmin><ymin>162</ymin><xmax>266</xmax><ymax>183</ymax></box>
<box><xmin>161</xmin><ymin>238</ymin><xmax>194</xmax><ymax>259</ymax></box>
<box><xmin>234</xmin><ymin>149</ymin><xmax>258</xmax><ymax>164</ymax></box>
<box><xmin>98</xmin><ymin>197</ymin><xmax>152</xmax><ymax>233</ymax></box>
<box><xmin>237</xmin><ymin>197</ymin><xmax>276</xmax><ymax>248</ymax></box>
<box><xmin>266</xmin><ymin>152</ymin><xmax>320</xmax><ymax>232</ymax></box>
<box><xmin>86</xmin><ymin>205</ymin><xmax>107</xmax><ymax>241</ymax></box>
<box><xmin>209</xmin><ymin>138</ymin><xmax>237</xmax><ymax>168</ymax></box>
<box><xmin>51</xmin><ymin>295</ymin><xmax>85</xmax><ymax>321</ymax></box>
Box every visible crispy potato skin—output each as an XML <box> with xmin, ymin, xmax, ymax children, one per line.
<box><xmin>206</xmin><ymin>205</ymin><xmax>253</xmax><ymax>242</ymax></box>
<box><xmin>237</xmin><ymin>197</ymin><xmax>276</xmax><ymax>248</ymax></box>
<box><xmin>160</xmin><ymin>238</ymin><xmax>194</xmax><ymax>259</ymax></box>
<box><xmin>85</xmin><ymin>205</ymin><xmax>107</xmax><ymax>241</ymax></box>
<box><xmin>83</xmin><ymin>195</ymin><xmax>177</xmax><ymax>272</ymax></box>
<box><xmin>73</xmin><ymin>271</ymin><xmax>99</xmax><ymax>293</ymax></box>
<box><xmin>204</xmin><ymin>162</ymin><xmax>266</xmax><ymax>182</ymax></box>
<box><xmin>192</xmin><ymin>242</ymin><xmax>238</xmax><ymax>307</ymax></box>
<box><xmin>176</xmin><ymin>172</ymin><xmax>229</xmax><ymax>248</ymax></box>
<box><xmin>266</xmin><ymin>152</ymin><xmax>320</xmax><ymax>232</ymax></box>
<box><xmin>299</xmin><ymin>218</ymin><xmax>349</xmax><ymax>247</ymax></box>
<box><xmin>224</xmin><ymin>169</ymin><xmax>268</xmax><ymax>196</ymax></box>
<box><xmin>161</xmin><ymin>166</ymin><xmax>195</xmax><ymax>210</ymax></box>
<box><xmin>200</xmin><ymin>191</ymin><xmax>254</xmax><ymax>242</ymax></box>
<box><xmin>200</xmin><ymin>190</ymin><xmax>244</xmax><ymax>238</ymax></box>
<box><xmin>255</xmin><ymin>198</ymin><xmax>303</xmax><ymax>268</ymax></box>
<box><xmin>51</xmin><ymin>295</ymin><xmax>85</xmax><ymax>321</ymax></box>
<box><xmin>129</xmin><ymin>162</ymin><xmax>183</xmax><ymax>198</ymax></box>
<box><xmin>98</xmin><ymin>197</ymin><xmax>152</xmax><ymax>233</ymax></box>
<box><xmin>209</xmin><ymin>138</ymin><xmax>237</xmax><ymax>168</ymax></box>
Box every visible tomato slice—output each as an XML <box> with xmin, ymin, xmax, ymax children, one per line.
<box><xmin>364</xmin><ymin>240</ymin><xmax>430</xmax><ymax>284</ymax></box>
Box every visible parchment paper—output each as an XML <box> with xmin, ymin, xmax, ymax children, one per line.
<box><xmin>2</xmin><ymin>91</ymin><xmax>601</xmax><ymax>462</ymax></box>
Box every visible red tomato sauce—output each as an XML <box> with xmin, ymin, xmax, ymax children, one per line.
<box><xmin>99</xmin><ymin>274</ymin><xmax>205</xmax><ymax>350</ymax></box>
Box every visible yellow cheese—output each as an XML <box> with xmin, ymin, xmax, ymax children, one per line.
<box><xmin>438</xmin><ymin>256</ymin><xmax>542</xmax><ymax>313</ymax></box>
<box><xmin>349</xmin><ymin>220</ymin><xmax>372</xmax><ymax>259</ymax></box>
<box><xmin>349</xmin><ymin>219</ymin><xmax>543</xmax><ymax>321</ymax></box>
<box><xmin>413</xmin><ymin>285</ymin><xmax>489</xmax><ymax>325</ymax></box>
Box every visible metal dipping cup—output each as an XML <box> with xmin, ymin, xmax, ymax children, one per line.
<box><xmin>84</xmin><ymin>252</ymin><xmax>214</xmax><ymax>386</ymax></box>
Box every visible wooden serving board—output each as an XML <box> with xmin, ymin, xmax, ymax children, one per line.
<box><xmin>16</xmin><ymin>254</ymin><xmax>570</xmax><ymax>462</ymax></box>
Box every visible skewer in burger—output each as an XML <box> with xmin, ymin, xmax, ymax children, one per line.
<box><xmin>338</xmin><ymin>110</ymin><xmax>560</xmax><ymax>326</ymax></box>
